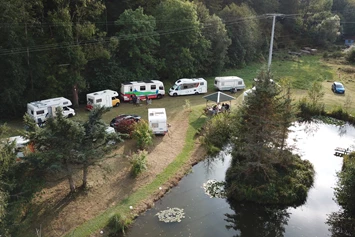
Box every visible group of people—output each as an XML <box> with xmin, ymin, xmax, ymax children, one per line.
<box><xmin>207</xmin><ymin>102</ymin><xmax>230</xmax><ymax>115</ymax></box>
<box><xmin>131</xmin><ymin>94</ymin><xmax>151</xmax><ymax>106</ymax></box>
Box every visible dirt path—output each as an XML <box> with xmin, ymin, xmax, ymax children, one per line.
<box><xmin>29</xmin><ymin>109</ymin><xmax>203</xmax><ymax>237</ymax></box>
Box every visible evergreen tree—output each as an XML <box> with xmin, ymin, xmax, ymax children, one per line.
<box><xmin>225</xmin><ymin>70</ymin><xmax>314</xmax><ymax>205</ymax></box>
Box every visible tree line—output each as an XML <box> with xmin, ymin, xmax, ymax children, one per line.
<box><xmin>0</xmin><ymin>0</ymin><xmax>350</xmax><ymax>119</ymax></box>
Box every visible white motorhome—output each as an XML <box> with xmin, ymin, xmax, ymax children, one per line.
<box><xmin>148</xmin><ymin>108</ymin><xmax>168</xmax><ymax>135</ymax></box>
<box><xmin>214</xmin><ymin>76</ymin><xmax>245</xmax><ymax>91</ymax></box>
<box><xmin>86</xmin><ymin>89</ymin><xmax>120</xmax><ymax>110</ymax></box>
<box><xmin>120</xmin><ymin>80</ymin><xmax>165</xmax><ymax>102</ymax></box>
<box><xmin>27</xmin><ymin>97</ymin><xmax>75</xmax><ymax>124</ymax></box>
<box><xmin>169</xmin><ymin>78</ymin><xmax>207</xmax><ymax>96</ymax></box>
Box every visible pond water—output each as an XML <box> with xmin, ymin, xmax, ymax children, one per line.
<box><xmin>125</xmin><ymin>122</ymin><xmax>355</xmax><ymax>237</ymax></box>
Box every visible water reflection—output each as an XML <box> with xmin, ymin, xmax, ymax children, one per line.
<box><xmin>225</xmin><ymin>202</ymin><xmax>290</xmax><ymax>237</ymax></box>
<box><xmin>124</xmin><ymin>122</ymin><xmax>355</xmax><ymax>237</ymax></box>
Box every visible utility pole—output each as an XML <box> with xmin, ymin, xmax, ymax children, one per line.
<box><xmin>267</xmin><ymin>14</ymin><xmax>283</xmax><ymax>71</ymax></box>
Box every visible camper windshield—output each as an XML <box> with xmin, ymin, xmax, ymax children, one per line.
<box><xmin>88</xmin><ymin>98</ymin><xmax>94</xmax><ymax>104</ymax></box>
<box><xmin>171</xmin><ymin>84</ymin><xmax>178</xmax><ymax>90</ymax></box>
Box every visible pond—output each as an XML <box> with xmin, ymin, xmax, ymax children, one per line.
<box><xmin>125</xmin><ymin>122</ymin><xmax>355</xmax><ymax>237</ymax></box>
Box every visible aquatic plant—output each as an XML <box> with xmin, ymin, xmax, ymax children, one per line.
<box><xmin>202</xmin><ymin>179</ymin><xmax>226</xmax><ymax>198</ymax></box>
<box><xmin>156</xmin><ymin>207</ymin><xmax>185</xmax><ymax>223</ymax></box>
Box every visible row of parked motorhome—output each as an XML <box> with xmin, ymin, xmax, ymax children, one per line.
<box><xmin>26</xmin><ymin>76</ymin><xmax>246</xmax><ymax>124</ymax></box>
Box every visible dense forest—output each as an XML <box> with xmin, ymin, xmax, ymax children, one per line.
<box><xmin>0</xmin><ymin>0</ymin><xmax>352</xmax><ymax>119</ymax></box>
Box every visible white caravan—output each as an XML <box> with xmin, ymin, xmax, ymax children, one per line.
<box><xmin>120</xmin><ymin>80</ymin><xmax>165</xmax><ymax>102</ymax></box>
<box><xmin>169</xmin><ymin>78</ymin><xmax>207</xmax><ymax>96</ymax></box>
<box><xmin>214</xmin><ymin>76</ymin><xmax>245</xmax><ymax>91</ymax></box>
<box><xmin>86</xmin><ymin>89</ymin><xmax>120</xmax><ymax>110</ymax></box>
<box><xmin>148</xmin><ymin>108</ymin><xmax>168</xmax><ymax>135</ymax></box>
<box><xmin>27</xmin><ymin>97</ymin><xmax>75</xmax><ymax>124</ymax></box>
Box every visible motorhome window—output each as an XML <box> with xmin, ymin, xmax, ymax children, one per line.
<box><xmin>159</xmin><ymin>86</ymin><xmax>164</xmax><ymax>90</ymax></box>
<box><xmin>96</xmin><ymin>99</ymin><xmax>102</xmax><ymax>103</ymax></box>
<box><xmin>151</xmin><ymin>85</ymin><xmax>156</xmax><ymax>90</ymax></box>
<box><xmin>152</xmin><ymin>123</ymin><xmax>158</xmax><ymax>128</ymax></box>
<box><xmin>63</xmin><ymin>107</ymin><xmax>69</xmax><ymax>111</ymax></box>
<box><xmin>30</xmin><ymin>110</ymin><xmax>34</xmax><ymax>115</ymax></box>
<box><xmin>130</xmin><ymin>87</ymin><xmax>133</xmax><ymax>92</ymax></box>
<box><xmin>63</xmin><ymin>102</ymin><xmax>69</xmax><ymax>105</ymax></box>
<box><xmin>140</xmin><ymin>86</ymin><xmax>146</xmax><ymax>91</ymax></box>
<box><xmin>37</xmin><ymin>110</ymin><xmax>45</xmax><ymax>115</ymax></box>
<box><xmin>200</xmin><ymin>82</ymin><xmax>204</xmax><ymax>85</ymax></box>
<box><xmin>88</xmin><ymin>98</ymin><xmax>94</xmax><ymax>104</ymax></box>
<box><xmin>183</xmin><ymin>86</ymin><xmax>188</xmax><ymax>89</ymax></box>
<box><xmin>214</xmin><ymin>81</ymin><xmax>217</xmax><ymax>85</ymax></box>
<box><xmin>238</xmin><ymin>81</ymin><xmax>242</xmax><ymax>85</ymax></box>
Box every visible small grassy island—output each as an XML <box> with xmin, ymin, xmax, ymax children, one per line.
<box><xmin>202</xmin><ymin>70</ymin><xmax>315</xmax><ymax>206</ymax></box>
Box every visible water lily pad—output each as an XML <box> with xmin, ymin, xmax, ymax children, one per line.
<box><xmin>202</xmin><ymin>179</ymin><xmax>226</xmax><ymax>198</ymax></box>
<box><xmin>156</xmin><ymin>207</ymin><xmax>185</xmax><ymax>223</ymax></box>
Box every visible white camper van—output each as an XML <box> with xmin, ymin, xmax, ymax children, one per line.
<box><xmin>214</xmin><ymin>76</ymin><xmax>245</xmax><ymax>91</ymax></box>
<box><xmin>148</xmin><ymin>108</ymin><xmax>168</xmax><ymax>135</ymax></box>
<box><xmin>169</xmin><ymin>78</ymin><xmax>207</xmax><ymax>96</ymax></box>
<box><xmin>86</xmin><ymin>89</ymin><xmax>120</xmax><ymax>110</ymax></box>
<box><xmin>120</xmin><ymin>80</ymin><xmax>165</xmax><ymax>102</ymax></box>
<box><xmin>27</xmin><ymin>97</ymin><xmax>75</xmax><ymax>124</ymax></box>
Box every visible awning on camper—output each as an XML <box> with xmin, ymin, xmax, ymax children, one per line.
<box><xmin>203</xmin><ymin>91</ymin><xmax>235</xmax><ymax>103</ymax></box>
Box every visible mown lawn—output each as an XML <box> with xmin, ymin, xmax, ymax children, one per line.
<box><xmin>2</xmin><ymin>54</ymin><xmax>354</xmax><ymax>138</ymax></box>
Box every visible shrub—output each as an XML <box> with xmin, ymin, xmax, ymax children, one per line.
<box><xmin>346</xmin><ymin>48</ymin><xmax>355</xmax><ymax>63</ymax></box>
<box><xmin>200</xmin><ymin>113</ymin><xmax>233</xmax><ymax>155</ymax></box>
<box><xmin>131</xmin><ymin>120</ymin><xmax>153</xmax><ymax>150</ymax></box>
<box><xmin>114</xmin><ymin>119</ymin><xmax>137</xmax><ymax>136</ymax></box>
<box><xmin>108</xmin><ymin>213</ymin><xmax>131</xmax><ymax>236</ymax></box>
<box><xmin>329</xmin><ymin>51</ymin><xmax>343</xmax><ymax>59</ymax></box>
<box><xmin>297</xmin><ymin>97</ymin><xmax>325</xmax><ymax>120</ymax></box>
<box><xmin>130</xmin><ymin>150</ymin><xmax>148</xmax><ymax>177</ymax></box>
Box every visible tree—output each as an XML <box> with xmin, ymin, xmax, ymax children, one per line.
<box><xmin>154</xmin><ymin>0</ymin><xmax>210</xmax><ymax>79</ymax></box>
<box><xmin>219</xmin><ymin>3</ymin><xmax>262</xmax><ymax>68</ymax></box>
<box><xmin>195</xmin><ymin>2</ymin><xmax>231</xmax><ymax>75</ymax></box>
<box><xmin>225</xmin><ymin>70</ymin><xmax>314</xmax><ymax>205</ymax></box>
<box><xmin>24</xmin><ymin>106</ymin><xmax>124</xmax><ymax>192</ymax></box>
<box><xmin>307</xmin><ymin>81</ymin><xmax>325</xmax><ymax>109</ymax></box>
<box><xmin>24</xmin><ymin>109</ymin><xmax>85</xmax><ymax>192</ymax></box>
<box><xmin>0</xmin><ymin>125</ymin><xmax>16</xmax><ymax>225</ymax></box>
<box><xmin>43</xmin><ymin>0</ymin><xmax>108</xmax><ymax>107</ymax></box>
<box><xmin>342</xmin><ymin>0</ymin><xmax>355</xmax><ymax>36</ymax></box>
<box><xmin>115</xmin><ymin>7</ymin><xmax>161</xmax><ymax>79</ymax></box>
<box><xmin>80</xmin><ymin>106</ymin><xmax>123</xmax><ymax>188</ymax></box>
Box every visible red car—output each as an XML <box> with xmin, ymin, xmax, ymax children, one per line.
<box><xmin>109</xmin><ymin>114</ymin><xmax>141</xmax><ymax>134</ymax></box>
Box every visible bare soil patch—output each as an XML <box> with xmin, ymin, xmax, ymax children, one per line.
<box><xmin>24</xmin><ymin>110</ymin><xmax>205</xmax><ymax>237</ymax></box>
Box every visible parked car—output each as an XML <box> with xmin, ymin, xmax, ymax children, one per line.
<box><xmin>110</xmin><ymin>114</ymin><xmax>141</xmax><ymax>134</ymax></box>
<box><xmin>332</xmin><ymin>82</ymin><xmax>345</xmax><ymax>94</ymax></box>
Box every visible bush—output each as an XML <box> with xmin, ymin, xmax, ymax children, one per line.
<box><xmin>130</xmin><ymin>150</ymin><xmax>148</xmax><ymax>177</ymax></box>
<box><xmin>297</xmin><ymin>97</ymin><xmax>325</xmax><ymax>121</ymax></box>
<box><xmin>200</xmin><ymin>113</ymin><xmax>233</xmax><ymax>155</ymax></box>
<box><xmin>114</xmin><ymin>119</ymin><xmax>137</xmax><ymax>136</ymax></box>
<box><xmin>131</xmin><ymin>120</ymin><xmax>153</xmax><ymax>150</ymax></box>
<box><xmin>328</xmin><ymin>51</ymin><xmax>343</xmax><ymax>59</ymax></box>
<box><xmin>108</xmin><ymin>213</ymin><xmax>131</xmax><ymax>236</ymax></box>
<box><xmin>346</xmin><ymin>48</ymin><xmax>355</xmax><ymax>63</ymax></box>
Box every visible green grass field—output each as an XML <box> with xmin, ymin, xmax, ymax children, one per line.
<box><xmin>3</xmin><ymin>54</ymin><xmax>355</xmax><ymax>136</ymax></box>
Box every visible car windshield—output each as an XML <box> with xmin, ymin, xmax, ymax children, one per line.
<box><xmin>336</xmin><ymin>84</ymin><xmax>344</xmax><ymax>89</ymax></box>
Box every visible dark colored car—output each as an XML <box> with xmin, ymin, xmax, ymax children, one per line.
<box><xmin>110</xmin><ymin>114</ymin><xmax>141</xmax><ymax>134</ymax></box>
<box><xmin>332</xmin><ymin>82</ymin><xmax>345</xmax><ymax>94</ymax></box>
